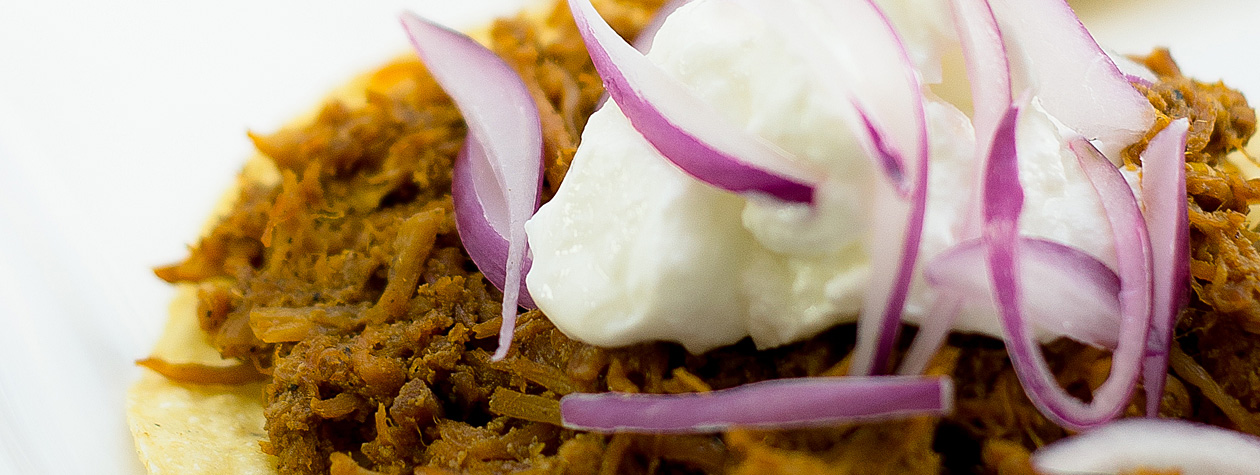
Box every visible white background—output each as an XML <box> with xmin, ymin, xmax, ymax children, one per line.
<box><xmin>0</xmin><ymin>0</ymin><xmax>1255</xmax><ymax>473</ymax></box>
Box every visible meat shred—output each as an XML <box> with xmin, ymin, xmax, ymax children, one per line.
<box><xmin>154</xmin><ymin>2</ymin><xmax>1259</xmax><ymax>473</ymax></box>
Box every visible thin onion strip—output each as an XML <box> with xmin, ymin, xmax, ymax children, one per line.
<box><xmin>984</xmin><ymin>98</ymin><xmax>1153</xmax><ymax>429</ymax></box>
<box><xmin>568</xmin><ymin>0</ymin><xmax>822</xmax><ymax>204</ymax></box>
<box><xmin>1139</xmin><ymin>118</ymin><xmax>1191</xmax><ymax>416</ymax></box>
<box><xmin>560</xmin><ymin>376</ymin><xmax>953</xmax><ymax>433</ymax></box>
<box><xmin>1031</xmin><ymin>418</ymin><xmax>1260</xmax><ymax>474</ymax></box>
<box><xmin>732</xmin><ymin>0</ymin><xmax>931</xmax><ymax>377</ymax></box>
<box><xmin>987</xmin><ymin>0</ymin><xmax>1156</xmax><ymax>160</ymax></box>
<box><xmin>927</xmin><ymin>237</ymin><xmax>1122</xmax><ymax>350</ymax></box>
<box><xmin>401</xmin><ymin>12</ymin><xmax>544</xmax><ymax>361</ymax></box>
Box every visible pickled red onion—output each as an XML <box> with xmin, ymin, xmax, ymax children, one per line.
<box><xmin>401</xmin><ymin>12</ymin><xmax>544</xmax><ymax>361</ymax></box>
<box><xmin>725</xmin><ymin>0</ymin><xmax>930</xmax><ymax>376</ymax></box>
<box><xmin>1032</xmin><ymin>418</ymin><xmax>1260</xmax><ymax>474</ymax></box>
<box><xmin>568</xmin><ymin>0</ymin><xmax>823</xmax><ymax>204</ymax></box>
<box><xmin>1138</xmin><ymin>118</ymin><xmax>1191</xmax><ymax>416</ymax></box>
<box><xmin>984</xmin><ymin>100</ymin><xmax>1154</xmax><ymax>429</ymax></box>
<box><xmin>560</xmin><ymin>376</ymin><xmax>952</xmax><ymax>433</ymax></box>
<box><xmin>927</xmin><ymin>237</ymin><xmax>1122</xmax><ymax>349</ymax></box>
<box><xmin>987</xmin><ymin>0</ymin><xmax>1156</xmax><ymax>161</ymax></box>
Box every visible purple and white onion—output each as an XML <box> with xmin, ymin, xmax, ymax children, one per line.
<box><xmin>1032</xmin><ymin>418</ymin><xmax>1260</xmax><ymax>475</ymax></box>
<box><xmin>725</xmin><ymin>0</ymin><xmax>930</xmax><ymax>377</ymax></box>
<box><xmin>561</xmin><ymin>376</ymin><xmax>952</xmax><ymax>433</ymax></box>
<box><xmin>568</xmin><ymin>0</ymin><xmax>823</xmax><ymax>204</ymax></box>
<box><xmin>987</xmin><ymin>0</ymin><xmax>1157</xmax><ymax>161</ymax></box>
<box><xmin>1139</xmin><ymin>118</ymin><xmax>1191</xmax><ymax>416</ymax></box>
<box><xmin>401</xmin><ymin>12</ymin><xmax>544</xmax><ymax>361</ymax></box>
<box><xmin>982</xmin><ymin>103</ymin><xmax>1151</xmax><ymax>430</ymax></box>
<box><xmin>927</xmin><ymin>236</ymin><xmax>1121</xmax><ymax>349</ymax></box>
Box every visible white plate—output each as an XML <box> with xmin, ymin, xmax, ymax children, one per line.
<box><xmin>0</xmin><ymin>1</ymin><xmax>1254</xmax><ymax>474</ymax></box>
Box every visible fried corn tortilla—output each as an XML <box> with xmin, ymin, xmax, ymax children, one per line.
<box><xmin>128</xmin><ymin>286</ymin><xmax>274</xmax><ymax>475</ymax></box>
<box><xmin>127</xmin><ymin>106</ymin><xmax>297</xmax><ymax>475</ymax></box>
<box><xmin>127</xmin><ymin>1</ymin><xmax>1260</xmax><ymax>473</ymax></box>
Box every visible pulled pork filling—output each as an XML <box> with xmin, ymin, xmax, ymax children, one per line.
<box><xmin>152</xmin><ymin>1</ymin><xmax>1259</xmax><ymax>473</ymax></box>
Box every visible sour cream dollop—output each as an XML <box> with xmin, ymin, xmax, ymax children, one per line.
<box><xmin>525</xmin><ymin>0</ymin><xmax>1141</xmax><ymax>354</ymax></box>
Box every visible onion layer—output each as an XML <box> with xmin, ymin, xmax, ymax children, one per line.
<box><xmin>722</xmin><ymin>0</ymin><xmax>931</xmax><ymax>376</ymax></box>
<box><xmin>927</xmin><ymin>237</ymin><xmax>1122</xmax><ymax>349</ymax></box>
<box><xmin>401</xmin><ymin>12</ymin><xmax>544</xmax><ymax>360</ymax></box>
<box><xmin>729</xmin><ymin>0</ymin><xmax>930</xmax><ymax>376</ymax></box>
<box><xmin>1032</xmin><ymin>418</ymin><xmax>1260</xmax><ymax>475</ymax></box>
<box><xmin>984</xmin><ymin>99</ymin><xmax>1153</xmax><ymax>430</ymax></box>
<box><xmin>822</xmin><ymin>0</ymin><xmax>930</xmax><ymax>377</ymax></box>
<box><xmin>987</xmin><ymin>0</ymin><xmax>1156</xmax><ymax>161</ymax></box>
<box><xmin>568</xmin><ymin>0</ymin><xmax>822</xmax><ymax>204</ymax></box>
<box><xmin>1139</xmin><ymin>118</ymin><xmax>1191</xmax><ymax>416</ymax></box>
<box><xmin>948</xmin><ymin>0</ymin><xmax>1010</xmax><ymax>239</ymax></box>
<box><xmin>899</xmin><ymin>0</ymin><xmax>1012</xmax><ymax>377</ymax></box>
<box><xmin>560</xmin><ymin>376</ymin><xmax>952</xmax><ymax>433</ymax></box>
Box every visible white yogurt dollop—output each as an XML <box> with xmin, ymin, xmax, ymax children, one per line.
<box><xmin>525</xmin><ymin>0</ymin><xmax>1136</xmax><ymax>353</ymax></box>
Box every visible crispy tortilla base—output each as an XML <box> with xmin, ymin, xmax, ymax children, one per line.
<box><xmin>128</xmin><ymin>148</ymin><xmax>283</xmax><ymax>474</ymax></box>
<box><xmin>126</xmin><ymin>67</ymin><xmax>356</xmax><ymax>475</ymax></box>
<box><xmin>127</xmin><ymin>285</ymin><xmax>275</xmax><ymax>475</ymax></box>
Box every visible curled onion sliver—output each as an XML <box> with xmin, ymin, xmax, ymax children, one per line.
<box><xmin>949</xmin><ymin>0</ymin><xmax>1010</xmax><ymax>161</ymax></box>
<box><xmin>812</xmin><ymin>0</ymin><xmax>930</xmax><ymax>377</ymax></box>
<box><xmin>854</xmin><ymin>173</ymin><xmax>928</xmax><ymax>376</ymax></box>
<box><xmin>1032</xmin><ymin>418</ymin><xmax>1260</xmax><ymax>475</ymax></box>
<box><xmin>948</xmin><ymin>0</ymin><xmax>1010</xmax><ymax>238</ymax></box>
<box><xmin>451</xmin><ymin>141</ymin><xmax>536</xmax><ymax>309</ymax></box>
<box><xmin>987</xmin><ymin>0</ymin><xmax>1156</xmax><ymax>161</ymax></box>
<box><xmin>560</xmin><ymin>376</ymin><xmax>953</xmax><ymax>433</ymax></box>
<box><xmin>401</xmin><ymin>12</ymin><xmax>543</xmax><ymax>361</ymax></box>
<box><xmin>568</xmin><ymin>0</ymin><xmax>822</xmax><ymax>204</ymax></box>
<box><xmin>1139</xmin><ymin>118</ymin><xmax>1190</xmax><ymax>416</ymax></box>
<box><xmin>897</xmin><ymin>295</ymin><xmax>962</xmax><ymax>376</ymax></box>
<box><xmin>900</xmin><ymin>0</ymin><xmax>1013</xmax><ymax>376</ymax></box>
<box><xmin>926</xmin><ymin>237</ymin><xmax>1122</xmax><ymax>349</ymax></box>
<box><xmin>732</xmin><ymin>0</ymin><xmax>929</xmax><ymax>376</ymax></box>
<box><xmin>986</xmin><ymin>104</ymin><xmax>1152</xmax><ymax>430</ymax></box>
<box><xmin>729</xmin><ymin>0</ymin><xmax>918</xmax><ymax>194</ymax></box>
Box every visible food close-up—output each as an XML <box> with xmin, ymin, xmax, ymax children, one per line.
<box><xmin>122</xmin><ymin>0</ymin><xmax>1260</xmax><ymax>473</ymax></box>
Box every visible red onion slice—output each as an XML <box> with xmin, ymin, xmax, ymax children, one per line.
<box><xmin>560</xmin><ymin>376</ymin><xmax>952</xmax><ymax>433</ymax></box>
<box><xmin>401</xmin><ymin>12</ymin><xmax>544</xmax><ymax>360</ymax></box>
<box><xmin>852</xmin><ymin>176</ymin><xmax>928</xmax><ymax>376</ymax></box>
<box><xmin>926</xmin><ymin>237</ymin><xmax>1122</xmax><ymax>349</ymax></box>
<box><xmin>987</xmin><ymin>0</ymin><xmax>1156</xmax><ymax>161</ymax></box>
<box><xmin>896</xmin><ymin>295</ymin><xmax>962</xmax><ymax>376</ymax></box>
<box><xmin>948</xmin><ymin>0</ymin><xmax>1011</xmax><ymax>238</ymax></box>
<box><xmin>809</xmin><ymin>0</ymin><xmax>927</xmax><ymax>194</ymax></box>
<box><xmin>814</xmin><ymin>0</ymin><xmax>930</xmax><ymax>377</ymax></box>
<box><xmin>1032</xmin><ymin>418</ymin><xmax>1260</xmax><ymax>474</ymax></box>
<box><xmin>985</xmin><ymin>104</ymin><xmax>1152</xmax><ymax>429</ymax></box>
<box><xmin>899</xmin><ymin>0</ymin><xmax>1013</xmax><ymax>376</ymax></box>
<box><xmin>729</xmin><ymin>0</ymin><xmax>920</xmax><ymax>194</ymax></box>
<box><xmin>451</xmin><ymin>141</ymin><xmax>536</xmax><ymax>309</ymax></box>
<box><xmin>949</xmin><ymin>0</ymin><xmax>1010</xmax><ymax>159</ymax></box>
<box><xmin>1138</xmin><ymin>118</ymin><xmax>1191</xmax><ymax>416</ymax></box>
<box><xmin>1069</xmin><ymin>133</ymin><xmax>1153</xmax><ymax>353</ymax></box>
<box><xmin>568</xmin><ymin>0</ymin><xmax>823</xmax><ymax>204</ymax></box>
<box><xmin>731</xmin><ymin>0</ymin><xmax>928</xmax><ymax>376</ymax></box>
